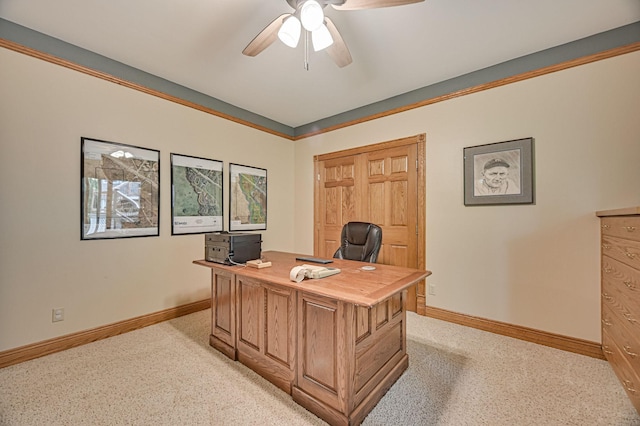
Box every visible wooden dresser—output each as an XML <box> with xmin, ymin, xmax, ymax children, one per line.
<box><xmin>597</xmin><ymin>207</ymin><xmax>640</xmax><ymax>413</ymax></box>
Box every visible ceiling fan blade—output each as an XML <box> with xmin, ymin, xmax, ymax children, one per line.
<box><xmin>324</xmin><ymin>17</ymin><xmax>352</xmax><ymax>68</ymax></box>
<box><xmin>242</xmin><ymin>13</ymin><xmax>290</xmax><ymax>57</ymax></box>
<box><xmin>333</xmin><ymin>0</ymin><xmax>424</xmax><ymax>10</ymax></box>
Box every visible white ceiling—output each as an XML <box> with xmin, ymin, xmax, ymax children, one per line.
<box><xmin>1</xmin><ymin>0</ymin><xmax>639</xmax><ymax>128</ymax></box>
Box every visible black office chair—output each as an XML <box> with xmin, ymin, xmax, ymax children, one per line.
<box><xmin>333</xmin><ymin>222</ymin><xmax>382</xmax><ymax>263</ymax></box>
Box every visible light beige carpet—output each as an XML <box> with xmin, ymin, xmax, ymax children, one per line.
<box><xmin>0</xmin><ymin>310</ymin><xmax>638</xmax><ymax>425</ymax></box>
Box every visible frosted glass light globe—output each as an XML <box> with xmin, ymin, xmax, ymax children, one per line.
<box><xmin>300</xmin><ymin>0</ymin><xmax>324</xmax><ymax>32</ymax></box>
<box><xmin>278</xmin><ymin>16</ymin><xmax>301</xmax><ymax>48</ymax></box>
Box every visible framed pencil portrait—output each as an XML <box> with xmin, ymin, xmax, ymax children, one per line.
<box><xmin>229</xmin><ymin>163</ymin><xmax>267</xmax><ymax>231</ymax></box>
<box><xmin>171</xmin><ymin>154</ymin><xmax>224</xmax><ymax>235</ymax></box>
<box><xmin>464</xmin><ymin>137</ymin><xmax>534</xmax><ymax>206</ymax></box>
<box><xmin>81</xmin><ymin>137</ymin><xmax>160</xmax><ymax>239</ymax></box>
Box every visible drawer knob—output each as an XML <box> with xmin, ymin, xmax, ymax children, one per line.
<box><xmin>623</xmin><ymin>346</ymin><xmax>638</xmax><ymax>358</ymax></box>
<box><xmin>625</xmin><ymin>251</ymin><xmax>637</xmax><ymax>259</ymax></box>
<box><xmin>602</xmin><ymin>318</ymin><xmax>613</xmax><ymax>327</ymax></box>
<box><xmin>623</xmin><ymin>312</ymin><xmax>637</xmax><ymax>323</ymax></box>
<box><xmin>624</xmin><ymin>226</ymin><xmax>637</xmax><ymax>232</ymax></box>
<box><xmin>602</xmin><ymin>244</ymin><xmax>611</xmax><ymax>250</ymax></box>
<box><xmin>603</xmin><ymin>293</ymin><xmax>614</xmax><ymax>302</ymax></box>
<box><xmin>602</xmin><ymin>224</ymin><xmax>611</xmax><ymax>230</ymax></box>
<box><xmin>624</xmin><ymin>280</ymin><xmax>637</xmax><ymax>290</ymax></box>
<box><xmin>623</xmin><ymin>380</ymin><xmax>637</xmax><ymax>394</ymax></box>
<box><xmin>603</xmin><ymin>345</ymin><xmax>614</xmax><ymax>355</ymax></box>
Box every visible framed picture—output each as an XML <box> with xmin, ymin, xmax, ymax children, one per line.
<box><xmin>464</xmin><ymin>137</ymin><xmax>534</xmax><ymax>206</ymax></box>
<box><xmin>170</xmin><ymin>153</ymin><xmax>224</xmax><ymax>235</ymax></box>
<box><xmin>229</xmin><ymin>163</ymin><xmax>267</xmax><ymax>231</ymax></box>
<box><xmin>81</xmin><ymin>137</ymin><xmax>160</xmax><ymax>239</ymax></box>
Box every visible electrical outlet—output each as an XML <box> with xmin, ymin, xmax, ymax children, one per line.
<box><xmin>52</xmin><ymin>308</ymin><xmax>64</xmax><ymax>322</ymax></box>
<box><xmin>428</xmin><ymin>283</ymin><xmax>436</xmax><ymax>296</ymax></box>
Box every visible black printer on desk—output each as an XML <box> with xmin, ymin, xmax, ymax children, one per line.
<box><xmin>205</xmin><ymin>232</ymin><xmax>262</xmax><ymax>265</ymax></box>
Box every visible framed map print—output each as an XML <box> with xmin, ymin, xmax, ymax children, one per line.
<box><xmin>170</xmin><ymin>153</ymin><xmax>223</xmax><ymax>235</ymax></box>
<box><xmin>81</xmin><ymin>137</ymin><xmax>160</xmax><ymax>240</ymax></box>
<box><xmin>229</xmin><ymin>163</ymin><xmax>267</xmax><ymax>231</ymax></box>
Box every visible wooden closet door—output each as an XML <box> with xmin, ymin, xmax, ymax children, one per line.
<box><xmin>314</xmin><ymin>135</ymin><xmax>425</xmax><ymax>312</ymax></box>
<box><xmin>316</xmin><ymin>155</ymin><xmax>360</xmax><ymax>259</ymax></box>
<box><xmin>362</xmin><ymin>144</ymin><xmax>418</xmax><ymax>310</ymax></box>
<box><xmin>363</xmin><ymin>145</ymin><xmax>418</xmax><ymax>265</ymax></box>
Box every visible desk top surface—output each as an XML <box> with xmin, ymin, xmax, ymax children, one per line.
<box><xmin>194</xmin><ymin>251</ymin><xmax>431</xmax><ymax>307</ymax></box>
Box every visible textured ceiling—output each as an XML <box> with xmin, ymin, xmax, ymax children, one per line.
<box><xmin>1</xmin><ymin>0</ymin><xmax>639</xmax><ymax>127</ymax></box>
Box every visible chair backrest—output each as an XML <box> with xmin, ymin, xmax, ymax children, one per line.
<box><xmin>333</xmin><ymin>222</ymin><xmax>382</xmax><ymax>263</ymax></box>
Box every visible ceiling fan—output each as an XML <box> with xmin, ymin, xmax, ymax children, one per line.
<box><xmin>242</xmin><ymin>0</ymin><xmax>425</xmax><ymax>68</ymax></box>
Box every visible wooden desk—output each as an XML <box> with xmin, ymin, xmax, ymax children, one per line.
<box><xmin>194</xmin><ymin>251</ymin><xmax>431</xmax><ymax>426</ymax></box>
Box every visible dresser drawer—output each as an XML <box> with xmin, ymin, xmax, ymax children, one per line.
<box><xmin>602</xmin><ymin>328</ymin><xmax>640</xmax><ymax>412</ymax></box>
<box><xmin>602</xmin><ymin>217</ymin><xmax>640</xmax><ymax>242</ymax></box>
<box><xmin>603</xmin><ymin>256</ymin><xmax>640</xmax><ymax>293</ymax></box>
<box><xmin>602</xmin><ymin>289</ymin><xmax>640</xmax><ymax>338</ymax></box>
<box><xmin>602</xmin><ymin>235</ymin><xmax>640</xmax><ymax>271</ymax></box>
<box><xmin>603</xmin><ymin>256</ymin><xmax>640</xmax><ymax>324</ymax></box>
<box><xmin>602</xmin><ymin>304</ymin><xmax>640</xmax><ymax>372</ymax></box>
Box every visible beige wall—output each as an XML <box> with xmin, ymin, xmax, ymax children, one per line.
<box><xmin>0</xmin><ymin>48</ymin><xmax>295</xmax><ymax>351</ymax></box>
<box><xmin>293</xmin><ymin>51</ymin><xmax>640</xmax><ymax>342</ymax></box>
<box><xmin>1</xmin><ymin>46</ymin><xmax>638</xmax><ymax>353</ymax></box>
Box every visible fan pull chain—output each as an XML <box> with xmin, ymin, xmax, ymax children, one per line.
<box><xmin>304</xmin><ymin>30</ymin><xmax>310</xmax><ymax>71</ymax></box>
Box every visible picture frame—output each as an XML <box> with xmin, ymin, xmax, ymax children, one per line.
<box><xmin>81</xmin><ymin>137</ymin><xmax>160</xmax><ymax>239</ymax></box>
<box><xmin>229</xmin><ymin>163</ymin><xmax>267</xmax><ymax>231</ymax></box>
<box><xmin>171</xmin><ymin>153</ymin><xmax>224</xmax><ymax>235</ymax></box>
<box><xmin>464</xmin><ymin>137</ymin><xmax>534</xmax><ymax>206</ymax></box>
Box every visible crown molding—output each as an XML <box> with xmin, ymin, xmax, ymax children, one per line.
<box><xmin>1</xmin><ymin>18</ymin><xmax>639</xmax><ymax>141</ymax></box>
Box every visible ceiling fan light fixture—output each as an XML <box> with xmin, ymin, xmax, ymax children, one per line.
<box><xmin>277</xmin><ymin>15</ymin><xmax>301</xmax><ymax>48</ymax></box>
<box><xmin>312</xmin><ymin>24</ymin><xmax>333</xmax><ymax>52</ymax></box>
<box><xmin>300</xmin><ymin>0</ymin><xmax>324</xmax><ymax>31</ymax></box>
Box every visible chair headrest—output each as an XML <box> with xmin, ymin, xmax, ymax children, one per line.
<box><xmin>345</xmin><ymin>222</ymin><xmax>376</xmax><ymax>245</ymax></box>
<box><xmin>334</xmin><ymin>221</ymin><xmax>382</xmax><ymax>263</ymax></box>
